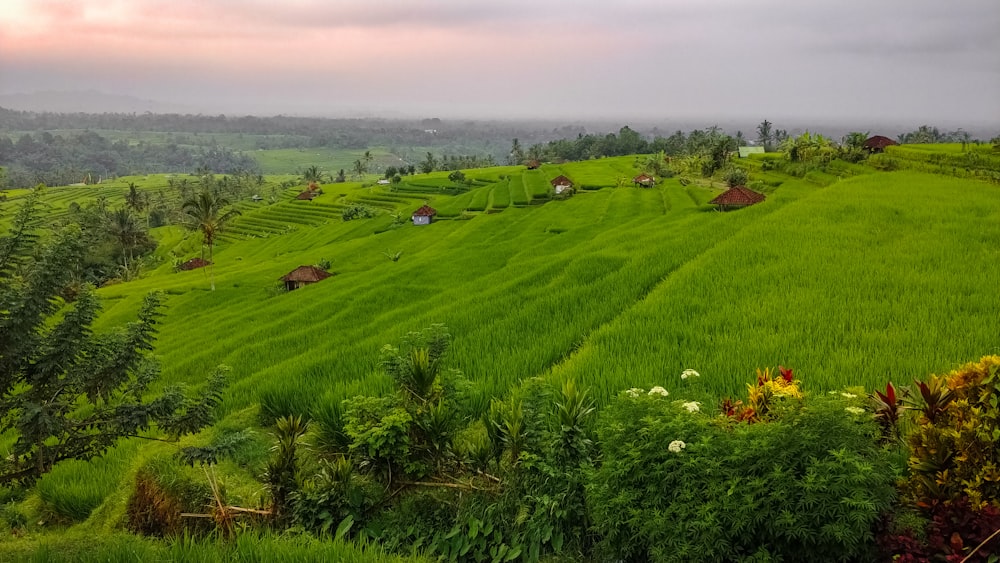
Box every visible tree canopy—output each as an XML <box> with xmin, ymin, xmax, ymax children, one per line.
<box><xmin>0</xmin><ymin>193</ymin><xmax>227</xmax><ymax>485</ymax></box>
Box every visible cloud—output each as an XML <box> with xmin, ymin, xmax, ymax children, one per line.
<box><xmin>0</xmin><ymin>0</ymin><xmax>997</xmax><ymax>123</ymax></box>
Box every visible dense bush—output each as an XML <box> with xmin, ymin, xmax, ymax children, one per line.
<box><xmin>341</xmin><ymin>204</ymin><xmax>378</xmax><ymax>221</ymax></box>
<box><xmin>589</xmin><ymin>390</ymin><xmax>896</xmax><ymax>562</ymax></box>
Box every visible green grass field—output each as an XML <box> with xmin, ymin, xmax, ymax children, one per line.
<box><xmin>2</xmin><ymin>147</ymin><xmax>999</xmax><ymax>551</ymax></box>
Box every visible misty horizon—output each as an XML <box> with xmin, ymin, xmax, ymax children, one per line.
<box><xmin>1</xmin><ymin>0</ymin><xmax>998</xmax><ymax>128</ymax></box>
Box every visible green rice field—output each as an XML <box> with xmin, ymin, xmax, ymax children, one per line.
<box><xmin>2</xmin><ymin>147</ymin><xmax>999</xmax><ymax>540</ymax></box>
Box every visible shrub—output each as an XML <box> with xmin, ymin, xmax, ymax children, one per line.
<box><xmin>723</xmin><ymin>165</ymin><xmax>749</xmax><ymax>187</ymax></box>
<box><xmin>589</xmin><ymin>391</ymin><xmax>896</xmax><ymax>562</ymax></box>
<box><xmin>341</xmin><ymin>204</ymin><xmax>377</xmax><ymax>221</ymax></box>
<box><xmin>905</xmin><ymin>356</ymin><xmax>1000</xmax><ymax>508</ymax></box>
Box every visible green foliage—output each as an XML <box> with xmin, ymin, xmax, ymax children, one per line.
<box><xmin>448</xmin><ymin>170</ymin><xmax>467</xmax><ymax>184</ymax></box>
<box><xmin>723</xmin><ymin>165</ymin><xmax>750</xmax><ymax>187</ymax></box>
<box><xmin>589</xmin><ymin>391</ymin><xmax>896</xmax><ymax>562</ymax></box>
<box><xmin>341</xmin><ymin>204</ymin><xmax>378</xmax><ymax>221</ymax></box>
<box><xmin>905</xmin><ymin>356</ymin><xmax>1000</xmax><ymax>508</ymax></box>
<box><xmin>265</xmin><ymin>415</ymin><xmax>309</xmax><ymax>523</ymax></box>
<box><xmin>0</xmin><ymin>202</ymin><xmax>228</xmax><ymax>485</ymax></box>
<box><xmin>344</xmin><ymin>395</ymin><xmax>413</xmax><ymax>476</ymax></box>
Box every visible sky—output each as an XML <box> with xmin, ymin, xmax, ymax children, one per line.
<box><xmin>0</xmin><ymin>0</ymin><xmax>998</xmax><ymax>125</ymax></box>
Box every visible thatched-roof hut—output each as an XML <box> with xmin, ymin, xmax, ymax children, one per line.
<box><xmin>862</xmin><ymin>135</ymin><xmax>898</xmax><ymax>153</ymax></box>
<box><xmin>281</xmin><ymin>265</ymin><xmax>333</xmax><ymax>291</ymax></box>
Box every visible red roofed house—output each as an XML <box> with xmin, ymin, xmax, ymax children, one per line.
<box><xmin>281</xmin><ymin>265</ymin><xmax>333</xmax><ymax>291</ymax></box>
<box><xmin>177</xmin><ymin>257</ymin><xmax>211</xmax><ymax>271</ymax></box>
<box><xmin>862</xmin><ymin>135</ymin><xmax>898</xmax><ymax>153</ymax></box>
<box><xmin>412</xmin><ymin>204</ymin><xmax>437</xmax><ymax>226</ymax></box>
<box><xmin>633</xmin><ymin>173</ymin><xmax>655</xmax><ymax>188</ymax></box>
<box><xmin>550</xmin><ymin>175</ymin><xmax>573</xmax><ymax>195</ymax></box>
<box><xmin>709</xmin><ymin>186</ymin><xmax>766</xmax><ymax>211</ymax></box>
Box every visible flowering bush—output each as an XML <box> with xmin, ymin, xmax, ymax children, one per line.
<box><xmin>647</xmin><ymin>386</ymin><xmax>669</xmax><ymax>397</ymax></box>
<box><xmin>680</xmin><ymin>369</ymin><xmax>700</xmax><ymax>380</ymax></box>
<box><xmin>681</xmin><ymin>401</ymin><xmax>700</xmax><ymax>413</ymax></box>
<box><xmin>589</xmin><ymin>392</ymin><xmax>895</xmax><ymax>562</ymax></box>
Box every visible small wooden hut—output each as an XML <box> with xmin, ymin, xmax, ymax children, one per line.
<box><xmin>550</xmin><ymin>175</ymin><xmax>573</xmax><ymax>195</ymax></box>
<box><xmin>633</xmin><ymin>173</ymin><xmax>655</xmax><ymax>188</ymax></box>
<box><xmin>296</xmin><ymin>191</ymin><xmax>317</xmax><ymax>201</ymax></box>
<box><xmin>709</xmin><ymin>186</ymin><xmax>766</xmax><ymax>211</ymax></box>
<box><xmin>526</xmin><ymin>160</ymin><xmax>541</xmax><ymax>170</ymax></box>
<box><xmin>412</xmin><ymin>204</ymin><xmax>437</xmax><ymax>226</ymax></box>
<box><xmin>862</xmin><ymin>135</ymin><xmax>898</xmax><ymax>153</ymax></box>
<box><xmin>281</xmin><ymin>265</ymin><xmax>333</xmax><ymax>291</ymax></box>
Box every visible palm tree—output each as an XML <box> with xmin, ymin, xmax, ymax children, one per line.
<box><xmin>301</xmin><ymin>165</ymin><xmax>325</xmax><ymax>184</ymax></box>
<box><xmin>181</xmin><ymin>191</ymin><xmax>241</xmax><ymax>291</ymax></box>
<box><xmin>107</xmin><ymin>207</ymin><xmax>142</xmax><ymax>272</ymax></box>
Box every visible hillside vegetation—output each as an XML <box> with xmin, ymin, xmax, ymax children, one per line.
<box><xmin>2</xmin><ymin>148</ymin><xmax>999</xmax><ymax>560</ymax></box>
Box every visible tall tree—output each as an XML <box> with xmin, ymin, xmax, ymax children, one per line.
<box><xmin>0</xmin><ymin>197</ymin><xmax>226</xmax><ymax>485</ymax></box>
<box><xmin>301</xmin><ymin>165</ymin><xmax>325</xmax><ymax>184</ymax></box>
<box><xmin>181</xmin><ymin>191</ymin><xmax>241</xmax><ymax>291</ymax></box>
<box><xmin>107</xmin><ymin>207</ymin><xmax>143</xmax><ymax>271</ymax></box>
<box><xmin>420</xmin><ymin>152</ymin><xmax>437</xmax><ymax>174</ymax></box>
<box><xmin>508</xmin><ymin>138</ymin><xmax>524</xmax><ymax>165</ymax></box>
<box><xmin>756</xmin><ymin>120</ymin><xmax>773</xmax><ymax>151</ymax></box>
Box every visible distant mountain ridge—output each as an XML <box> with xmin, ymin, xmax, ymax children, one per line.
<box><xmin>0</xmin><ymin>90</ymin><xmax>192</xmax><ymax>114</ymax></box>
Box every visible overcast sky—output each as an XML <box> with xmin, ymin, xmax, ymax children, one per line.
<box><xmin>0</xmin><ymin>0</ymin><xmax>997</xmax><ymax>125</ymax></box>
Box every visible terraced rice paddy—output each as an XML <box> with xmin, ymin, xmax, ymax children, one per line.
<box><xmin>4</xmin><ymin>149</ymin><xmax>1000</xmax><ymax>530</ymax></box>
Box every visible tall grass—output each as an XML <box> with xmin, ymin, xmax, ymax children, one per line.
<box><xmin>1</xmin><ymin>530</ymin><xmax>427</xmax><ymax>562</ymax></box>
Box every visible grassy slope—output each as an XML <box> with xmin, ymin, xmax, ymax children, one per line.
<box><xmin>2</xmin><ymin>150</ymin><xmax>1000</xmax><ymax>549</ymax></box>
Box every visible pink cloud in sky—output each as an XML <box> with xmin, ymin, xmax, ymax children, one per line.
<box><xmin>1</xmin><ymin>0</ymin><xmax>615</xmax><ymax>74</ymax></box>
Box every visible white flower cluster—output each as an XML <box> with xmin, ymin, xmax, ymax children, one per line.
<box><xmin>845</xmin><ymin>406</ymin><xmax>865</xmax><ymax>415</ymax></box>
<box><xmin>680</xmin><ymin>369</ymin><xmax>700</xmax><ymax>380</ymax></box>
<box><xmin>625</xmin><ymin>388</ymin><xmax>643</xmax><ymax>398</ymax></box>
<box><xmin>841</xmin><ymin>392</ymin><xmax>857</xmax><ymax>399</ymax></box>
<box><xmin>682</xmin><ymin>401</ymin><xmax>701</xmax><ymax>413</ymax></box>
<box><xmin>668</xmin><ymin>440</ymin><xmax>686</xmax><ymax>453</ymax></box>
<box><xmin>648</xmin><ymin>386</ymin><xmax>669</xmax><ymax>397</ymax></box>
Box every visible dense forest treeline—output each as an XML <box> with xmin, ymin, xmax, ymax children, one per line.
<box><xmin>0</xmin><ymin>131</ymin><xmax>258</xmax><ymax>188</ymax></box>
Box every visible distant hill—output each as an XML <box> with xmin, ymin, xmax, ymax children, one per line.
<box><xmin>0</xmin><ymin>90</ymin><xmax>191</xmax><ymax>114</ymax></box>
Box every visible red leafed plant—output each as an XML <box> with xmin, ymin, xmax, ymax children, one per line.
<box><xmin>871</xmin><ymin>381</ymin><xmax>904</xmax><ymax>441</ymax></box>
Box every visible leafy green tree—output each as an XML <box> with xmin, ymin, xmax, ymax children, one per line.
<box><xmin>841</xmin><ymin>131</ymin><xmax>870</xmax><ymax>151</ymax></box>
<box><xmin>335</xmin><ymin>169</ymin><xmax>346</xmax><ymax>183</ymax></box>
<box><xmin>181</xmin><ymin>191</ymin><xmax>241</xmax><ymax>291</ymax></box>
<box><xmin>447</xmin><ymin>170</ymin><xmax>466</xmax><ymax>184</ymax></box>
<box><xmin>420</xmin><ymin>152</ymin><xmax>437</xmax><ymax>174</ymax></box>
<box><xmin>352</xmin><ymin>159</ymin><xmax>365</xmax><ymax>180</ymax></box>
<box><xmin>0</xmin><ymin>197</ymin><xmax>227</xmax><ymax>485</ymax></box>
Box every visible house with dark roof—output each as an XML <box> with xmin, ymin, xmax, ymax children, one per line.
<box><xmin>550</xmin><ymin>175</ymin><xmax>573</xmax><ymax>195</ymax></box>
<box><xmin>526</xmin><ymin>160</ymin><xmax>541</xmax><ymax>170</ymax></box>
<box><xmin>633</xmin><ymin>173</ymin><xmax>655</xmax><ymax>188</ymax></box>
<box><xmin>281</xmin><ymin>265</ymin><xmax>333</xmax><ymax>291</ymax></box>
<box><xmin>296</xmin><ymin>191</ymin><xmax>317</xmax><ymax>201</ymax></box>
<box><xmin>862</xmin><ymin>135</ymin><xmax>898</xmax><ymax>153</ymax></box>
<box><xmin>412</xmin><ymin>204</ymin><xmax>437</xmax><ymax>226</ymax></box>
<box><xmin>709</xmin><ymin>186</ymin><xmax>766</xmax><ymax>211</ymax></box>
